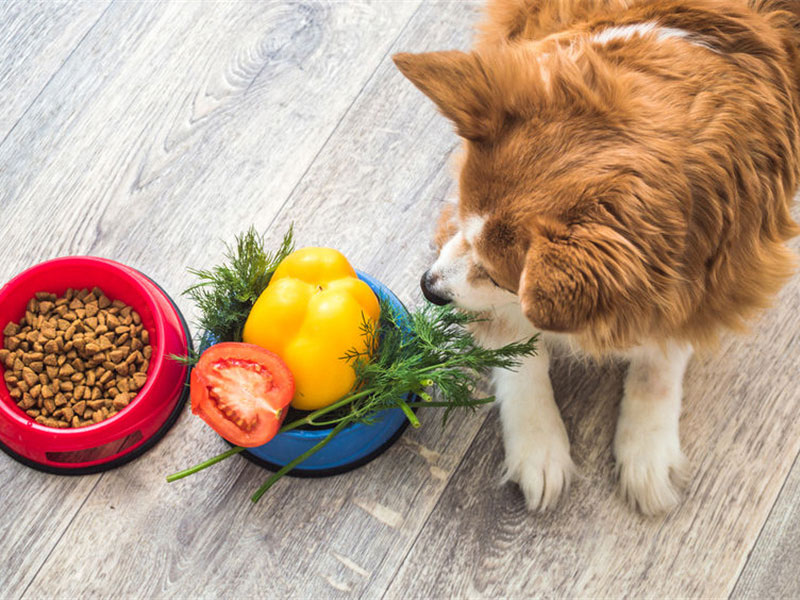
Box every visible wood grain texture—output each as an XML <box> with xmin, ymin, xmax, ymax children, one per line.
<box><xmin>0</xmin><ymin>0</ymin><xmax>423</xmax><ymax>598</ymax></box>
<box><xmin>0</xmin><ymin>0</ymin><xmax>110</xmax><ymax>140</ymax></box>
<box><xmin>732</xmin><ymin>452</ymin><xmax>800</xmax><ymax>599</ymax></box>
<box><xmin>3</xmin><ymin>1</ymin><xmax>485</xmax><ymax>599</ymax></box>
<box><xmin>385</xmin><ymin>228</ymin><xmax>800</xmax><ymax>598</ymax></box>
<box><xmin>0</xmin><ymin>0</ymin><xmax>420</xmax><ymax>290</ymax></box>
<box><xmin>2</xmin><ymin>0</ymin><xmax>799</xmax><ymax>597</ymax></box>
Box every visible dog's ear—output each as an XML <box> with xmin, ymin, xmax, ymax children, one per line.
<box><xmin>392</xmin><ymin>51</ymin><xmax>496</xmax><ymax>141</ymax></box>
<box><xmin>518</xmin><ymin>217</ymin><xmax>650</xmax><ymax>333</ymax></box>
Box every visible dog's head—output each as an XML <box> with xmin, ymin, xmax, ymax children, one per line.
<box><xmin>394</xmin><ymin>46</ymin><xmax>687</xmax><ymax>343</ymax></box>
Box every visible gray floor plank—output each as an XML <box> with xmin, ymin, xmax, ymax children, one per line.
<box><xmin>0</xmin><ymin>1</ymin><xmax>422</xmax><ymax>598</ymax></box>
<box><xmin>0</xmin><ymin>0</ymin><xmax>110</xmax><ymax>140</ymax></box>
<box><xmin>3</xmin><ymin>0</ymin><xmax>799</xmax><ymax>597</ymax></box>
<box><xmin>19</xmin><ymin>2</ymin><xmax>484</xmax><ymax>597</ymax></box>
<box><xmin>384</xmin><ymin>229</ymin><xmax>800</xmax><ymax>598</ymax></box>
<box><xmin>732</xmin><ymin>452</ymin><xmax>800</xmax><ymax>599</ymax></box>
<box><xmin>0</xmin><ymin>462</ymin><xmax>103</xmax><ymax>597</ymax></box>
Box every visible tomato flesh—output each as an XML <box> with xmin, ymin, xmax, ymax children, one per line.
<box><xmin>190</xmin><ymin>343</ymin><xmax>294</xmax><ymax>447</ymax></box>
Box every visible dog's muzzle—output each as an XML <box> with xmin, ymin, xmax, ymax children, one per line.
<box><xmin>420</xmin><ymin>270</ymin><xmax>451</xmax><ymax>306</ymax></box>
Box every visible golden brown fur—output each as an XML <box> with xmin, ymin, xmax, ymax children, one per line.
<box><xmin>395</xmin><ymin>0</ymin><xmax>800</xmax><ymax>354</ymax></box>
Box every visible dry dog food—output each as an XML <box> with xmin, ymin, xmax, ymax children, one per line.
<box><xmin>1</xmin><ymin>287</ymin><xmax>152</xmax><ymax>428</ymax></box>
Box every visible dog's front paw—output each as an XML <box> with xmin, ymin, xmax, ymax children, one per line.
<box><xmin>502</xmin><ymin>426</ymin><xmax>575</xmax><ymax>512</ymax></box>
<box><xmin>614</xmin><ymin>425</ymin><xmax>689</xmax><ymax>516</ymax></box>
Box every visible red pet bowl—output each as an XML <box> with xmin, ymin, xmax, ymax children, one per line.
<box><xmin>0</xmin><ymin>257</ymin><xmax>192</xmax><ymax>474</ymax></box>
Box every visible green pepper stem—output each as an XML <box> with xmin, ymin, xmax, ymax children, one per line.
<box><xmin>250</xmin><ymin>419</ymin><xmax>350</xmax><ymax>502</ymax></box>
<box><xmin>166</xmin><ymin>445</ymin><xmax>245</xmax><ymax>482</ymax></box>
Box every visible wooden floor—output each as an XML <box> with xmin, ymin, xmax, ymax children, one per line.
<box><xmin>1</xmin><ymin>2</ymin><xmax>799</xmax><ymax>598</ymax></box>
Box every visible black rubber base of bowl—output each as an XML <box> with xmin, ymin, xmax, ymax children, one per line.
<box><xmin>0</xmin><ymin>274</ymin><xmax>193</xmax><ymax>475</ymax></box>
<box><xmin>237</xmin><ymin>416</ymin><xmax>411</xmax><ymax>478</ymax></box>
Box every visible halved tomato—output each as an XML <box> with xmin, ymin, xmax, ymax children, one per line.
<box><xmin>190</xmin><ymin>342</ymin><xmax>295</xmax><ymax>447</ymax></box>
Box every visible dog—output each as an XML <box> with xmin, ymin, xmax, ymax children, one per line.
<box><xmin>393</xmin><ymin>0</ymin><xmax>800</xmax><ymax>515</ymax></box>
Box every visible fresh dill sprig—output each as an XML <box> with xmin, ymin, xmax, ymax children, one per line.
<box><xmin>341</xmin><ymin>300</ymin><xmax>538</xmax><ymax>428</ymax></box>
<box><xmin>168</xmin><ymin>296</ymin><xmax>538</xmax><ymax>500</ymax></box>
<box><xmin>166</xmin><ymin>226</ymin><xmax>538</xmax><ymax>501</ymax></box>
<box><xmin>183</xmin><ymin>226</ymin><xmax>294</xmax><ymax>344</ymax></box>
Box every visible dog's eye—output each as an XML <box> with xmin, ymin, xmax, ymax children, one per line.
<box><xmin>486</xmin><ymin>272</ymin><xmax>502</xmax><ymax>288</ymax></box>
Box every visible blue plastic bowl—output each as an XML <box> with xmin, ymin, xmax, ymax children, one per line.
<box><xmin>200</xmin><ymin>271</ymin><xmax>412</xmax><ymax>477</ymax></box>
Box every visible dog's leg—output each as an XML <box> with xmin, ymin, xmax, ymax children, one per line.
<box><xmin>614</xmin><ymin>341</ymin><xmax>693</xmax><ymax>516</ymax></box>
<box><xmin>496</xmin><ymin>343</ymin><xmax>574</xmax><ymax>511</ymax></box>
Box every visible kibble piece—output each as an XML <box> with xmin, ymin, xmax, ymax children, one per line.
<box><xmin>3</xmin><ymin>322</ymin><xmax>19</xmax><ymax>337</ymax></box>
<box><xmin>59</xmin><ymin>364</ymin><xmax>75</xmax><ymax>377</ymax></box>
<box><xmin>92</xmin><ymin>410</ymin><xmax>103</xmax><ymax>424</ymax></box>
<box><xmin>22</xmin><ymin>368</ymin><xmax>38</xmax><ymax>387</ymax></box>
<box><xmin>112</xmin><ymin>393</ymin><xmax>130</xmax><ymax>410</ymax></box>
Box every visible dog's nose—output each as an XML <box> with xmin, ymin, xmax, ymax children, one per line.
<box><xmin>420</xmin><ymin>270</ymin><xmax>451</xmax><ymax>306</ymax></box>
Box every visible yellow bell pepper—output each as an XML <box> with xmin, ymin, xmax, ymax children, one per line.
<box><xmin>242</xmin><ymin>247</ymin><xmax>380</xmax><ymax>410</ymax></box>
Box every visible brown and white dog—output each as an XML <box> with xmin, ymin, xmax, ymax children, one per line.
<box><xmin>393</xmin><ymin>0</ymin><xmax>800</xmax><ymax>515</ymax></box>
